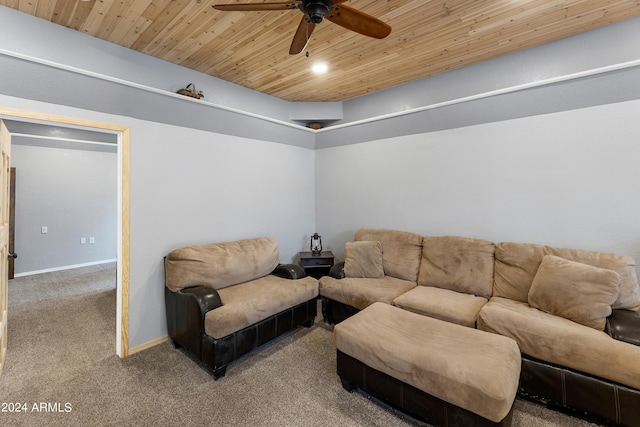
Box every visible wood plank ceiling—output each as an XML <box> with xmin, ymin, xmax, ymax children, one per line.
<box><xmin>2</xmin><ymin>0</ymin><xmax>640</xmax><ymax>102</ymax></box>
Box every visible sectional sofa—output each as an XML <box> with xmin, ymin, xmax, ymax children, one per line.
<box><xmin>319</xmin><ymin>228</ymin><xmax>640</xmax><ymax>426</ymax></box>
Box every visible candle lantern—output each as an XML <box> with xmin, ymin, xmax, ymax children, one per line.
<box><xmin>310</xmin><ymin>233</ymin><xmax>322</xmax><ymax>255</ymax></box>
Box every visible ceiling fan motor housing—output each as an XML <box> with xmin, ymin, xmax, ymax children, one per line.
<box><xmin>302</xmin><ymin>0</ymin><xmax>332</xmax><ymax>24</ymax></box>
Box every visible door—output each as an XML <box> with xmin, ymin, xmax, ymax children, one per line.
<box><xmin>0</xmin><ymin>119</ymin><xmax>10</xmax><ymax>377</ymax></box>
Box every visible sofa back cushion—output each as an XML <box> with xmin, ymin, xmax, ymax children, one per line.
<box><xmin>494</xmin><ymin>242</ymin><xmax>640</xmax><ymax>310</ymax></box>
<box><xmin>354</xmin><ymin>229</ymin><xmax>423</xmax><ymax>282</ymax></box>
<box><xmin>165</xmin><ymin>237</ymin><xmax>280</xmax><ymax>292</ymax></box>
<box><xmin>418</xmin><ymin>236</ymin><xmax>495</xmax><ymax>298</ymax></box>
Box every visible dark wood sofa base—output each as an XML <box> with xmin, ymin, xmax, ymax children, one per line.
<box><xmin>324</xmin><ymin>296</ymin><xmax>640</xmax><ymax>426</ymax></box>
<box><xmin>520</xmin><ymin>355</ymin><xmax>640</xmax><ymax>427</ymax></box>
<box><xmin>166</xmin><ymin>285</ymin><xmax>317</xmax><ymax>379</ymax></box>
<box><xmin>321</xmin><ymin>296</ymin><xmax>360</xmax><ymax>325</ymax></box>
<box><xmin>201</xmin><ymin>299</ymin><xmax>317</xmax><ymax>379</ymax></box>
<box><xmin>337</xmin><ymin>350</ymin><xmax>514</xmax><ymax>427</ymax></box>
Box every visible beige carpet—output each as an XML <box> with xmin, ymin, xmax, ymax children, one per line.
<box><xmin>0</xmin><ymin>265</ymin><xmax>601</xmax><ymax>426</ymax></box>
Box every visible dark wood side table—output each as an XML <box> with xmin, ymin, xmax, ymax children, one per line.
<box><xmin>299</xmin><ymin>251</ymin><xmax>334</xmax><ymax>279</ymax></box>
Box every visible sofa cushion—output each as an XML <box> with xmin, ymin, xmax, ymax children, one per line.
<box><xmin>419</xmin><ymin>236</ymin><xmax>495</xmax><ymax>298</ymax></box>
<box><xmin>393</xmin><ymin>286</ymin><xmax>488</xmax><ymax>328</ymax></box>
<box><xmin>319</xmin><ymin>275</ymin><xmax>416</xmax><ymax>310</ymax></box>
<box><xmin>165</xmin><ymin>237</ymin><xmax>280</xmax><ymax>292</ymax></box>
<box><xmin>344</xmin><ymin>241</ymin><xmax>384</xmax><ymax>278</ymax></box>
<box><xmin>354</xmin><ymin>229</ymin><xmax>423</xmax><ymax>282</ymax></box>
<box><xmin>478</xmin><ymin>297</ymin><xmax>640</xmax><ymax>390</ymax></box>
<box><xmin>528</xmin><ymin>255</ymin><xmax>620</xmax><ymax>330</ymax></box>
<box><xmin>494</xmin><ymin>242</ymin><xmax>640</xmax><ymax>310</ymax></box>
<box><xmin>204</xmin><ymin>275</ymin><xmax>318</xmax><ymax>339</ymax></box>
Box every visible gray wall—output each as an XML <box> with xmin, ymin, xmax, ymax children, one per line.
<box><xmin>0</xmin><ymin>7</ymin><xmax>317</xmax><ymax>349</ymax></box>
<box><xmin>1</xmin><ymin>5</ymin><xmax>639</xmax><ymax>350</ymax></box>
<box><xmin>315</xmin><ymin>100</ymin><xmax>640</xmax><ymax>268</ymax></box>
<box><xmin>314</xmin><ymin>17</ymin><xmax>640</xmax><ymax>267</ymax></box>
<box><xmin>0</xmin><ymin>93</ymin><xmax>317</xmax><ymax>350</ymax></box>
<box><xmin>314</xmin><ymin>15</ymin><xmax>640</xmax><ymax>272</ymax></box>
<box><xmin>11</xmin><ymin>141</ymin><xmax>117</xmax><ymax>275</ymax></box>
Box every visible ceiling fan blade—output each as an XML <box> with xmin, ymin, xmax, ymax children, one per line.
<box><xmin>213</xmin><ymin>2</ymin><xmax>298</xmax><ymax>12</ymax></box>
<box><xmin>290</xmin><ymin>16</ymin><xmax>316</xmax><ymax>55</ymax></box>
<box><xmin>326</xmin><ymin>4</ymin><xmax>391</xmax><ymax>39</ymax></box>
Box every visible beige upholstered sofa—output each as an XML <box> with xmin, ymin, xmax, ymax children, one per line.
<box><xmin>165</xmin><ymin>237</ymin><xmax>318</xmax><ymax>379</ymax></box>
<box><xmin>320</xmin><ymin>228</ymin><xmax>640</xmax><ymax>426</ymax></box>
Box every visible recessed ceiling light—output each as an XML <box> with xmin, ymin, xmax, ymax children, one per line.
<box><xmin>311</xmin><ymin>62</ymin><xmax>328</xmax><ymax>74</ymax></box>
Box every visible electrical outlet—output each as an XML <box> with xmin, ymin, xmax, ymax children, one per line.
<box><xmin>89</xmin><ymin>237</ymin><xmax>95</xmax><ymax>244</ymax></box>
<box><xmin>41</xmin><ymin>226</ymin><xmax>48</xmax><ymax>234</ymax></box>
<box><xmin>80</xmin><ymin>237</ymin><xmax>87</xmax><ymax>244</ymax></box>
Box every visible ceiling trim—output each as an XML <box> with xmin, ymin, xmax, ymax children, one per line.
<box><xmin>320</xmin><ymin>58</ymin><xmax>640</xmax><ymax>133</ymax></box>
<box><xmin>2</xmin><ymin>46</ymin><xmax>639</xmax><ymax>138</ymax></box>
<box><xmin>0</xmin><ymin>47</ymin><xmax>314</xmax><ymax>133</ymax></box>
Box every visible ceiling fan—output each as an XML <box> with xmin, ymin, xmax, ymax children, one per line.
<box><xmin>212</xmin><ymin>0</ymin><xmax>392</xmax><ymax>55</ymax></box>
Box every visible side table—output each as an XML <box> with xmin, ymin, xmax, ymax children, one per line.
<box><xmin>299</xmin><ymin>251</ymin><xmax>334</xmax><ymax>279</ymax></box>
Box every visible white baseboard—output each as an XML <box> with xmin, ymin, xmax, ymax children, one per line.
<box><xmin>13</xmin><ymin>259</ymin><xmax>117</xmax><ymax>278</ymax></box>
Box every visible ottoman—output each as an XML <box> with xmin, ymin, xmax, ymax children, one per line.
<box><xmin>333</xmin><ymin>302</ymin><xmax>521</xmax><ymax>426</ymax></box>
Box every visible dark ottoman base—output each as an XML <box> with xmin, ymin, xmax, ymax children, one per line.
<box><xmin>337</xmin><ymin>350</ymin><xmax>514</xmax><ymax>427</ymax></box>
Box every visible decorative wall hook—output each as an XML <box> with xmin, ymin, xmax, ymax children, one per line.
<box><xmin>176</xmin><ymin>83</ymin><xmax>204</xmax><ymax>99</ymax></box>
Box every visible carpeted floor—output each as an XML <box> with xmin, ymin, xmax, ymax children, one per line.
<box><xmin>0</xmin><ymin>265</ymin><xmax>601</xmax><ymax>426</ymax></box>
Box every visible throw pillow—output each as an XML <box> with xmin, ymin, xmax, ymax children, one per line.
<box><xmin>344</xmin><ymin>241</ymin><xmax>384</xmax><ymax>278</ymax></box>
<box><xmin>528</xmin><ymin>255</ymin><xmax>620</xmax><ymax>330</ymax></box>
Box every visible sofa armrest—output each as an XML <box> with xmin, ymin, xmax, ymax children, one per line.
<box><xmin>605</xmin><ymin>309</ymin><xmax>640</xmax><ymax>347</ymax></box>
<box><xmin>329</xmin><ymin>262</ymin><xmax>345</xmax><ymax>279</ymax></box>
<box><xmin>165</xmin><ymin>285</ymin><xmax>223</xmax><ymax>356</ymax></box>
<box><xmin>168</xmin><ymin>285</ymin><xmax>223</xmax><ymax>332</ymax></box>
<box><xmin>179</xmin><ymin>285</ymin><xmax>223</xmax><ymax>313</ymax></box>
<box><xmin>271</xmin><ymin>263</ymin><xmax>306</xmax><ymax>280</ymax></box>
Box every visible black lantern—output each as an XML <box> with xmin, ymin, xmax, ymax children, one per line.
<box><xmin>310</xmin><ymin>233</ymin><xmax>322</xmax><ymax>255</ymax></box>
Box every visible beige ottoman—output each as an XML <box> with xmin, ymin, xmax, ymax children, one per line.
<box><xmin>333</xmin><ymin>302</ymin><xmax>521</xmax><ymax>426</ymax></box>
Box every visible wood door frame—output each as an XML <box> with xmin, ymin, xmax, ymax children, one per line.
<box><xmin>8</xmin><ymin>167</ymin><xmax>15</xmax><ymax>280</ymax></box>
<box><xmin>0</xmin><ymin>107</ymin><xmax>130</xmax><ymax>358</ymax></box>
<box><xmin>1</xmin><ymin>119</ymin><xmax>10</xmax><ymax>376</ymax></box>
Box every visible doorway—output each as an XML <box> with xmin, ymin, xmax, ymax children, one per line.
<box><xmin>0</xmin><ymin>106</ymin><xmax>130</xmax><ymax>358</ymax></box>
<box><xmin>7</xmin><ymin>121</ymin><xmax>117</xmax><ymax>277</ymax></box>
